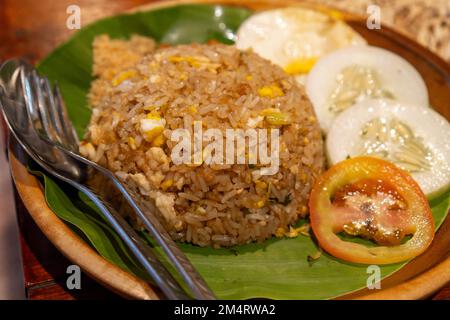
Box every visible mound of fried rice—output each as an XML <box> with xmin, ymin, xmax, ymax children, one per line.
<box><xmin>80</xmin><ymin>35</ymin><xmax>324</xmax><ymax>247</ymax></box>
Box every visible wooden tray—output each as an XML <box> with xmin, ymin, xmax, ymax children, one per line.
<box><xmin>9</xmin><ymin>0</ymin><xmax>450</xmax><ymax>299</ymax></box>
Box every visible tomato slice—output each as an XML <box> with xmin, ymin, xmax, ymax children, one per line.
<box><xmin>309</xmin><ymin>157</ymin><xmax>434</xmax><ymax>264</ymax></box>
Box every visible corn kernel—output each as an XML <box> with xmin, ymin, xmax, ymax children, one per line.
<box><xmin>128</xmin><ymin>137</ymin><xmax>137</xmax><ymax>150</ymax></box>
<box><xmin>188</xmin><ymin>105</ymin><xmax>198</xmax><ymax>114</ymax></box>
<box><xmin>151</xmin><ymin>134</ymin><xmax>166</xmax><ymax>147</ymax></box>
<box><xmin>179</xmin><ymin>73</ymin><xmax>188</xmax><ymax>81</ymax></box>
<box><xmin>303</xmin><ymin>137</ymin><xmax>309</xmax><ymax>145</ymax></box>
<box><xmin>160</xmin><ymin>179</ymin><xmax>173</xmax><ymax>191</ymax></box>
<box><xmin>258</xmin><ymin>85</ymin><xmax>284</xmax><ymax>98</ymax></box>
<box><xmin>255</xmin><ymin>199</ymin><xmax>265</xmax><ymax>208</ymax></box>
<box><xmin>328</xmin><ymin>10</ymin><xmax>344</xmax><ymax>20</ymax></box>
<box><xmin>255</xmin><ymin>180</ymin><xmax>267</xmax><ymax>190</ymax></box>
<box><xmin>260</xmin><ymin>108</ymin><xmax>279</xmax><ymax>116</ymax></box>
<box><xmin>245</xmin><ymin>75</ymin><xmax>253</xmax><ymax>81</ymax></box>
<box><xmin>111</xmin><ymin>70</ymin><xmax>136</xmax><ymax>86</ymax></box>
<box><xmin>143</xmin><ymin>105</ymin><xmax>157</xmax><ymax>111</ymax></box>
<box><xmin>308</xmin><ymin>116</ymin><xmax>316</xmax><ymax>123</ymax></box>
<box><xmin>144</xmin><ymin>127</ymin><xmax>164</xmax><ymax>142</ymax></box>
<box><xmin>168</xmin><ymin>56</ymin><xmax>201</xmax><ymax>68</ymax></box>
<box><xmin>195</xmin><ymin>206</ymin><xmax>207</xmax><ymax>215</ymax></box>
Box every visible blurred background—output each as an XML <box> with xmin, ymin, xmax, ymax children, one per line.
<box><xmin>1</xmin><ymin>0</ymin><xmax>449</xmax><ymax>64</ymax></box>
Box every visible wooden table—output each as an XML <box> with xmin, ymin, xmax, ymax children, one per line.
<box><xmin>0</xmin><ymin>0</ymin><xmax>449</xmax><ymax>300</ymax></box>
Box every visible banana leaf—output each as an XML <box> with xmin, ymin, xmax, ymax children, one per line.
<box><xmin>33</xmin><ymin>4</ymin><xmax>450</xmax><ymax>299</ymax></box>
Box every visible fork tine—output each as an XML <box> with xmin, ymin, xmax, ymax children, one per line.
<box><xmin>22</xmin><ymin>67</ymin><xmax>79</xmax><ymax>151</ymax></box>
<box><xmin>53</xmin><ymin>83</ymin><xmax>80</xmax><ymax>150</ymax></box>
<box><xmin>41</xmin><ymin>76</ymin><xmax>66</xmax><ymax>145</ymax></box>
<box><xmin>30</xmin><ymin>70</ymin><xmax>59</xmax><ymax>141</ymax></box>
<box><xmin>21</xmin><ymin>67</ymin><xmax>46</xmax><ymax>137</ymax></box>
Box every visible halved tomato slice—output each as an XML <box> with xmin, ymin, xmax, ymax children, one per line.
<box><xmin>309</xmin><ymin>157</ymin><xmax>434</xmax><ymax>264</ymax></box>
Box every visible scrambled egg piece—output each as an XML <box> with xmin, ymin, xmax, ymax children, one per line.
<box><xmin>140</xmin><ymin>115</ymin><xmax>166</xmax><ymax>142</ymax></box>
<box><xmin>161</xmin><ymin>179</ymin><xmax>174</xmax><ymax>191</ymax></box>
<box><xmin>79</xmin><ymin>142</ymin><xmax>96</xmax><ymax>160</ymax></box>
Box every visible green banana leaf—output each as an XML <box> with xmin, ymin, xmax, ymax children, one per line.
<box><xmin>33</xmin><ymin>4</ymin><xmax>450</xmax><ymax>299</ymax></box>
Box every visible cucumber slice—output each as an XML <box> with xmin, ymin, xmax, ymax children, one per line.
<box><xmin>306</xmin><ymin>46</ymin><xmax>429</xmax><ymax>133</ymax></box>
<box><xmin>326</xmin><ymin>99</ymin><xmax>450</xmax><ymax>197</ymax></box>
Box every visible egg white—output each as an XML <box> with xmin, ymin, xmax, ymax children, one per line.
<box><xmin>236</xmin><ymin>7</ymin><xmax>367</xmax><ymax>82</ymax></box>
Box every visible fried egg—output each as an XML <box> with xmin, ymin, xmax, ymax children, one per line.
<box><xmin>235</xmin><ymin>7</ymin><xmax>367</xmax><ymax>83</ymax></box>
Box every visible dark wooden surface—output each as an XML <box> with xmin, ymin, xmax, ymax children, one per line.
<box><xmin>0</xmin><ymin>0</ymin><xmax>449</xmax><ymax>300</ymax></box>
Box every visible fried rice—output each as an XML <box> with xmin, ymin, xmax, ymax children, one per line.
<box><xmin>80</xmin><ymin>34</ymin><xmax>324</xmax><ymax>247</ymax></box>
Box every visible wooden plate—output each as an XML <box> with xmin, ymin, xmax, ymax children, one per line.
<box><xmin>9</xmin><ymin>0</ymin><xmax>450</xmax><ymax>300</ymax></box>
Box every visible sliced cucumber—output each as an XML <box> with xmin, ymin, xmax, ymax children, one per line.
<box><xmin>306</xmin><ymin>46</ymin><xmax>429</xmax><ymax>133</ymax></box>
<box><xmin>326</xmin><ymin>99</ymin><xmax>450</xmax><ymax>197</ymax></box>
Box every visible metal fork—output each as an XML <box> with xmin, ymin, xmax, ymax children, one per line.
<box><xmin>0</xmin><ymin>59</ymin><xmax>190</xmax><ymax>299</ymax></box>
<box><xmin>18</xmin><ymin>60</ymin><xmax>216</xmax><ymax>300</ymax></box>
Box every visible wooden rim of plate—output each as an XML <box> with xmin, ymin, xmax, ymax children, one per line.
<box><xmin>9</xmin><ymin>0</ymin><xmax>450</xmax><ymax>300</ymax></box>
